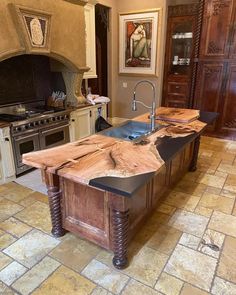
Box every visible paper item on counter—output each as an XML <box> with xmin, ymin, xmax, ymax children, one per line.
<box><xmin>93</xmin><ymin>96</ymin><xmax>110</xmax><ymax>104</ymax></box>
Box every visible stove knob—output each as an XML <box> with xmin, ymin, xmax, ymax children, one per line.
<box><xmin>17</xmin><ymin>127</ymin><xmax>22</xmax><ymax>132</ymax></box>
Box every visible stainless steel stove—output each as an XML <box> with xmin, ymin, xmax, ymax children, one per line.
<box><xmin>0</xmin><ymin>102</ymin><xmax>70</xmax><ymax>175</ymax></box>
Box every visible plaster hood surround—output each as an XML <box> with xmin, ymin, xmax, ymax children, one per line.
<box><xmin>0</xmin><ymin>0</ymin><xmax>90</xmax><ymax>105</ymax></box>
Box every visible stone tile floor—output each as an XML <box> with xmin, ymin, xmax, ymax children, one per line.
<box><xmin>0</xmin><ymin>136</ymin><xmax>236</xmax><ymax>294</ymax></box>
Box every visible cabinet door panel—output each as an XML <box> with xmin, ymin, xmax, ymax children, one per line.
<box><xmin>200</xmin><ymin>0</ymin><xmax>234</xmax><ymax>58</ymax></box>
<box><xmin>70</xmin><ymin>109</ymin><xmax>91</xmax><ymax>141</ymax></box>
<box><xmin>195</xmin><ymin>63</ymin><xmax>224</xmax><ymax>112</ymax></box>
<box><xmin>221</xmin><ymin>64</ymin><xmax>236</xmax><ymax>131</ymax></box>
<box><xmin>229</xmin><ymin>5</ymin><xmax>236</xmax><ymax>59</ymax></box>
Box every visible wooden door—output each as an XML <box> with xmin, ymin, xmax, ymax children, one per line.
<box><xmin>229</xmin><ymin>3</ymin><xmax>236</xmax><ymax>59</ymax></box>
<box><xmin>194</xmin><ymin>62</ymin><xmax>225</xmax><ymax>112</ymax></box>
<box><xmin>220</xmin><ymin>63</ymin><xmax>236</xmax><ymax>138</ymax></box>
<box><xmin>199</xmin><ymin>0</ymin><xmax>234</xmax><ymax>59</ymax></box>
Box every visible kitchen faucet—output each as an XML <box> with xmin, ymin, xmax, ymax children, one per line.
<box><xmin>132</xmin><ymin>80</ymin><xmax>156</xmax><ymax>132</ymax></box>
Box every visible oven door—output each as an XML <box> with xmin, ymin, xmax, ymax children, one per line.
<box><xmin>13</xmin><ymin>132</ymin><xmax>40</xmax><ymax>174</ymax></box>
<box><xmin>40</xmin><ymin>123</ymin><xmax>70</xmax><ymax>150</ymax></box>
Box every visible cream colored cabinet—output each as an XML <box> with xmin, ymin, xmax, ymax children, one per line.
<box><xmin>83</xmin><ymin>1</ymin><xmax>97</xmax><ymax>79</ymax></box>
<box><xmin>0</xmin><ymin>127</ymin><xmax>16</xmax><ymax>184</ymax></box>
<box><xmin>69</xmin><ymin>104</ymin><xmax>107</xmax><ymax>141</ymax></box>
<box><xmin>70</xmin><ymin>108</ymin><xmax>92</xmax><ymax>141</ymax></box>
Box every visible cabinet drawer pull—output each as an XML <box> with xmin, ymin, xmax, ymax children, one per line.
<box><xmin>175</xmin><ymin>86</ymin><xmax>180</xmax><ymax>89</ymax></box>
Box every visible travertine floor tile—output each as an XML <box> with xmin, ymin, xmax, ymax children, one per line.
<box><xmin>224</xmin><ymin>174</ymin><xmax>236</xmax><ymax>194</ymax></box>
<box><xmin>217</xmin><ymin>236</ymin><xmax>236</xmax><ymax>284</ymax></box>
<box><xmin>122</xmin><ymin>246</ymin><xmax>168</xmax><ymax>287</ymax></box>
<box><xmin>15</xmin><ymin>201</ymin><xmax>51</xmax><ymax>234</ymax></box>
<box><xmin>164</xmin><ymin>191</ymin><xmax>200</xmax><ymax>211</ymax></box>
<box><xmin>133</xmin><ymin>223</ymin><xmax>181</xmax><ymax>254</ymax></box>
<box><xmin>205</xmin><ymin>186</ymin><xmax>221</xmax><ymax>195</ymax></box>
<box><xmin>208</xmin><ymin>211</ymin><xmax>236</xmax><ymax>237</ymax></box>
<box><xmin>220</xmin><ymin>189</ymin><xmax>236</xmax><ymax>199</ymax></box>
<box><xmin>194</xmin><ymin>205</ymin><xmax>213</xmax><ymax>217</ymax></box>
<box><xmin>180</xmin><ymin>283</ymin><xmax>209</xmax><ymax>294</ymax></box>
<box><xmin>32</xmin><ymin>265</ymin><xmax>95</xmax><ymax>295</ymax></box>
<box><xmin>0</xmin><ymin>185</ymin><xmax>33</xmax><ymax>203</ymax></box>
<box><xmin>12</xmin><ymin>256</ymin><xmax>60</xmax><ymax>295</ymax></box>
<box><xmin>168</xmin><ymin>209</ymin><xmax>208</xmax><ymax>237</ymax></box>
<box><xmin>173</xmin><ymin>180</ymin><xmax>206</xmax><ymax>197</ymax></box>
<box><xmin>155</xmin><ymin>272</ymin><xmax>183</xmax><ymax>295</ymax></box>
<box><xmin>0</xmin><ymin>281</ymin><xmax>16</xmax><ymax>295</ymax></box>
<box><xmin>0</xmin><ymin>199</ymin><xmax>23</xmax><ymax>221</ymax></box>
<box><xmin>218</xmin><ymin>163</ymin><xmax>236</xmax><ymax>175</ymax></box>
<box><xmin>0</xmin><ymin>233</ymin><xmax>16</xmax><ymax>250</ymax></box>
<box><xmin>91</xmin><ymin>286</ymin><xmax>113</xmax><ymax>295</ymax></box>
<box><xmin>179</xmin><ymin>233</ymin><xmax>201</xmax><ymax>250</ymax></box>
<box><xmin>196</xmin><ymin>173</ymin><xmax>226</xmax><ymax>189</ymax></box>
<box><xmin>50</xmin><ymin>235</ymin><xmax>101</xmax><ymax>272</ymax></box>
<box><xmin>212</xmin><ymin>276</ymin><xmax>236</xmax><ymax>295</ymax></box>
<box><xmin>82</xmin><ymin>259</ymin><xmax>129</xmax><ymax>294</ymax></box>
<box><xmin>3</xmin><ymin>229</ymin><xmax>60</xmax><ymax>268</ymax></box>
<box><xmin>156</xmin><ymin>203</ymin><xmax>176</xmax><ymax>215</ymax></box>
<box><xmin>0</xmin><ymin>252</ymin><xmax>12</xmax><ymax>271</ymax></box>
<box><xmin>198</xmin><ymin>229</ymin><xmax>224</xmax><ymax>258</ymax></box>
<box><xmin>198</xmin><ymin>192</ymin><xmax>234</xmax><ymax>214</ymax></box>
<box><xmin>0</xmin><ymin>261</ymin><xmax>27</xmax><ymax>286</ymax></box>
<box><xmin>18</xmin><ymin>191</ymin><xmax>48</xmax><ymax>207</ymax></box>
<box><xmin>0</xmin><ymin>217</ymin><xmax>32</xmax><ymax>238</ymax></box>
<box><xmin>123</xmin><ymin>279</ymin><xmax>161</xmax><ymax>295</ymax></box>
<box><xmin>165</xmin><ymin>245</ymin><xmax>217</xmax><ymax>291</ymax></box>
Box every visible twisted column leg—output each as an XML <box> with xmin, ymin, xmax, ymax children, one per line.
<box><xmin>189</xmin><ymin>136</ymin><xmax>201</xmax><ymax>172</ymax></box>
<box><xmin>47</xmin><ymin>185</ymin><xmax>66</xmax><ymax>237</ymax></box>
<box><xmin>112</xmin><ymin>209</ymin><xmax>129</xmax><ymax>269</ymax></box>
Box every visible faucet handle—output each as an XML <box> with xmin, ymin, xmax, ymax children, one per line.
<box><xmin>132</xmin><ymin>100</ymin><xmax>137</xmax><ymax>111</ymax></box>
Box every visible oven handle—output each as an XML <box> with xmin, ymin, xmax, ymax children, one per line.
<box><xmin>14</xmin><ymin>133</ymin><xmax>38</xmax><ymax>141</ymax></box>
<box><xmin>40</xmin><ymin>124</ymin><xmax>70</xmax><ymax>135</ymax></box>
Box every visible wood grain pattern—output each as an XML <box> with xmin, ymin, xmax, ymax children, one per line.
<box><xmin>155</xmin><ymin>107</ymin><xmax>200</xmax><ymax>123</ymax></box>
<box><xmin>23</xmin><ymin>108</ymin><xmax>206</xmax><ymax>183</ymax></box>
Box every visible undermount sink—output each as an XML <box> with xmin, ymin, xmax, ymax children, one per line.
<box><xmin>100</xmin><ymin>120</ymin><xmax>162</xmax><ymax>141</ymax></box>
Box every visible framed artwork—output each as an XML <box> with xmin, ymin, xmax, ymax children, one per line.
<box><xmin>119</xmin><ymin>10</ymin><xmax>160</xmax><ymax>76</ymax></box>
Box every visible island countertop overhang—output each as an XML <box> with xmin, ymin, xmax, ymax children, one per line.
<box><xmin>22</xmin><ymin>108</ymin><xmax>218</xmax><ymax>197</ymax></box>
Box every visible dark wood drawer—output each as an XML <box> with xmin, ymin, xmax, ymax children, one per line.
<box><xmin>167</xmin><ymin>82</ymin><xmax>188</xmax><ymax>95</ymax></box>
<box><xmin>166</xmin><ymin>100</ymin><xmax>188</xmax><ymax>108</ymax></box>
<box><xmin>167</xmin><ymin>94</ymin><xmax>187</xmax><ymax>102</ymax></box>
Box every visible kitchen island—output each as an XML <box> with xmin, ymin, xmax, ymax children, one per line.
<box><xmin>23</xmin><ymin>107</ymin><xmax>217</xmax><ymax>269</ymax></box>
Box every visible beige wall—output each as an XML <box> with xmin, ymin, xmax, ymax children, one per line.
<box><xmin>97</xmin><ymin>0</ymin><xmax>168</xmax><ymax>118</ymax></box>
<box><xmin>0</xmin><ymin>0</ymin><xmax>87</xmax><ymax>71</ymax></box>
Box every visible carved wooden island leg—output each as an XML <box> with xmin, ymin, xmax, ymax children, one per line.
<box><xmin>44</xmin><ymin>171</ymin><xmax>66</xmax><ymax>237</ymax></box>
<box><xmin>189</xmin><ymin>135</ymin><xmax>201</xmax><ymax>172</ymax></box>
<box><xmin>112</xmin><ymin>208</ymin><xmax>129</xmax><ymax>269</ymax></box>
<box><xmin>109</xmin><ymin>193</ymin><xmax>130</xmax><ymax>269</ymax></box>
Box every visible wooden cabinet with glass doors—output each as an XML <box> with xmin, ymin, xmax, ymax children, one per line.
<box><xmin>162</xmin><ymin>4</ymin><xmax>199</xmax><ymax>108</ymax></box>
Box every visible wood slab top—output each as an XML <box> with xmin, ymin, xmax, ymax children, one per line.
<box><xmin>23</xmin><ymin>107</ymin><xmax>208</xmax><ymax>188</ymax></box>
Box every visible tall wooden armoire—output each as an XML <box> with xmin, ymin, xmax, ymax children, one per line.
<box><xmin>194</xmin><ymin>0</ymin><xmax>236</xmax><ymax>139</ymax></box>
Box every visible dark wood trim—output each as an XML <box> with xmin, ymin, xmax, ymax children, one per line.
<box><xmin>112</xmin><ymin>209</ymin><xmax>129</xmax><ymax>269</ymax></box>
<box><xmin>45</xmin><ymin>172</ymin><xmax>66</xmax><ymax>237</ymax></box>
<box><xmin>189</xmin><ymin>136</ymin><xmax>200</xmax><ymax>172</ymax></box>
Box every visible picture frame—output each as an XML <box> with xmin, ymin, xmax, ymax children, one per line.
<box><xmin>119</xmin><ymin>9</ymin><xmax>160</xmax><ymax>76</ymax></box>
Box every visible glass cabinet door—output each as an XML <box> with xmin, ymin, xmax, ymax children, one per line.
<box><xmin>169</xmin><ymin>18</ymin><xmax>195</xmax><ymax>76</ymax></box>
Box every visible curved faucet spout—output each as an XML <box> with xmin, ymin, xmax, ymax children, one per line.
<box><xmin>132</xmin><ymin>80</ymin><xmax>156</xmax><ymax>132</ymax></box>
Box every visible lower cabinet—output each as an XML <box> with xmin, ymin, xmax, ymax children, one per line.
<box><xmin>69</xmin><ymin>104</ymin><xmax>107</xmax><ymax>141</ymax></box>
<box><xmin>0</xmin><ymin>127</ymin><xmax>16</xmax><ymax>184</ymax></box>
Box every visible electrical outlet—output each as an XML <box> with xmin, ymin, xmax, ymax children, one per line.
<box><xmin>122</xmin><ymin>82</ymin><xmax>128</xmax><ymax>88</ymax></box>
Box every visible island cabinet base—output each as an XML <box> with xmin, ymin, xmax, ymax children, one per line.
<box><xmin>45</xmin><ymin>139</ymin><xmax>196</xmax><ymax>269</ymax></box>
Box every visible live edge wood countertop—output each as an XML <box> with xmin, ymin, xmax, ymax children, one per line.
<box><xmin>22</xmin><ymin>107</ymin><xmax>218</xmax><ymax>197</ymax></box>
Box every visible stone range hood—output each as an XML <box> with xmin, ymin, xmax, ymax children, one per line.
<box><xmin>0</xmin><ymin>0</ymin><xmax>89</xmax><ymax>106</ymax></box>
